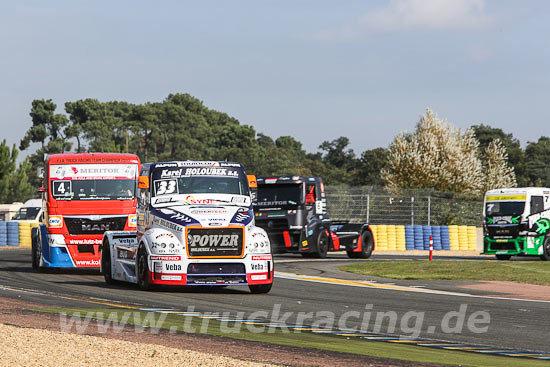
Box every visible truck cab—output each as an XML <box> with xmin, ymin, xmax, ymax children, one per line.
<box><xmin>254</xmin><ymin>176</ymin><xmax>373</xmax><ymax>258</ymax></box>
<box><xmin>483</xmin><ymin>187</ymin><xmax>550</xmax><ymax>260</ymax></box>
<box><xmin>12</xmin><ymin>199</ymin><xmax>43</xmax><ymax>223</ymax></box>
<box><xmin>101</xmin><ymin>161</ymin><xmax>273</xmax><ymax>293</ymax></box>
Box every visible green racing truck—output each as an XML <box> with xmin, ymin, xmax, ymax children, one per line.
<box><xmin>483</xmin><ymin>187</ymin><xmax>550</xmax><ymax>260</ymax></box>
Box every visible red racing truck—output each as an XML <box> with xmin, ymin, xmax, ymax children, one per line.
<box><xmin>32</xmin><ymin>153</ymin><xmax>140</xmax><ymax>269</ymax></box>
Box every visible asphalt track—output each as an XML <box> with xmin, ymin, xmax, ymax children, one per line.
<box><xmin>0</xmin><ymin>249</ymin><xmax>549</xmax><ymax>354</ymax></box>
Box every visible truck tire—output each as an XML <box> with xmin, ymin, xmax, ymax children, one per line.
<box><xmin>137</xmin><ymin>246</ymin><xmax>152</xmax><ymax>291</ymax></box>
<box><xmin>31</xmin><ymin>227</ymin><xmax>40</xmax><ymax>270</ymax></box>
<box><xmin>347</xmin><ymin>230</ymin><xmax>374</xmax><ymax>259</ymax></box>
<box><xmin>101</xmin><ymin>240</ymin><xmax>115</xmax><ymax>285</ymax></box>
<box><xmin>540</xmin><ymin>237</ymin><xmax>550</xmax><ymax>261</ymax></box>
<box><xmin>313</xmin><ymin>229</ymin><xmax>329</xmax><ymax>258</ymax></box>
<box><xmin>249</xmin><ymin>282</ymin><xmax>273</xmax><ymax>294</ymax></box>
<box><xmin>495</xmin><ymin>254</ymin><xmax>511</xmax><ymax>260</ymax></box>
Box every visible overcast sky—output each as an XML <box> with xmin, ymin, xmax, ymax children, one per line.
<box><xmin>1</xmin><ymin>0</ymin><xmax>549</xmax><ymax>160</ymax></box>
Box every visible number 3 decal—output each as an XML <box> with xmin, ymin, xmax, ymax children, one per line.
<box><xmin>156</xmin><ymin>180</ymin><xmax>177</xmax><ymax>195</ymax></box>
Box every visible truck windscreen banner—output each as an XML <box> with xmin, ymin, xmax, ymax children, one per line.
<box><xmin>50</xmin><ymin>164</ymin><xmax>138</xmax><ymax>180</ymax></box>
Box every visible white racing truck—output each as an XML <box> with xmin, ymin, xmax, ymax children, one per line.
<box><xmin>100</xmin><ymin>161</ymin><xmax>273</xmax><ymax>293</ymax></box>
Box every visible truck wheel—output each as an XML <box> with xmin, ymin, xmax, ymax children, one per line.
<box><xmin>347</xmin><ymin>230</ymin><xmax>374</xmax><ymax>259</ymax></box>
<box><xmin>313</xmin><ymin>229</ymin><xmax>329</xmax><ymax>258</ymax></box>
<box><xmin>249</xmin><ymin>282</ymin><xmax>273</xmax><ymax>294</ymax></box>
<box><xmin>31</xmin><ymin>227</ymin><xmax>40</xmax><ymax>270</ymax></box>
<box><xmin>495</xmin><ymin>254</ymin><xmax>511</xmax><ymax>260</ymax></box>
<box><xmin>137</xmin><ymin>247</ymin><xmax>152</xmax><ymax>291</ymax></box>
<box><xmin>540</xmin><ymin>237</ymin><xmax>550</xmax><ymax>261</ymax></box>
<box><xmin>101</xmin><ymin>240</ymin><xmax>115</xmax><ymax>285</ymax></box>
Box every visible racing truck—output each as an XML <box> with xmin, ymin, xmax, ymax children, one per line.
<box><xmin>100</xmin><ymin>161</ymin><xmax>273</xmax><ymax>293</ymax></box>
<box><xmin>254</xmin><ymin>176</ymin><xmax>373</xmax><ymax>258</ymax></box>
<box><xmin>32</xmin><ymin>153</ymin><xmax>140</xmax><ymax>269</ymax></box>
<box><xmin>482</xmin><ymin>187</ymin><xmax>550</xmax><ymax>260</ymax></box>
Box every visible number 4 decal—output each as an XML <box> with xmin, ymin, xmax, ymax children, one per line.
<box><xmin>53</xmin><ymin>181</ymin><xmax>71</xmax><ymax>197</ymax></box>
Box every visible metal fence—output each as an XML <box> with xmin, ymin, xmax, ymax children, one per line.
<box><xmin>325</xmin><ymin>186</ymin><xmax>483</xmax><ymax>226</ymax></box>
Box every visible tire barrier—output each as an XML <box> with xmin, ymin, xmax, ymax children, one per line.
<box><xmin>7</xmin><ymin>222</ymin><xmax>19</xmax><ymax>247</ymax></box>
<box><xmin>0</xmin><ymin>221</ymin><xmax>6</xmax><ymax>247</ymax></box>
<box><xmin>0</xmin><ymin>221</ymin><xmax>40</xmax><ymax>248</ymax></box>
<box><xmin>369</xmin><ymin>224</ymin><xmax>480</xmax><ymax>251</ymax></box>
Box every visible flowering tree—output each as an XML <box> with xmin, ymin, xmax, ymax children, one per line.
<box><xmin>382</xmin><ymin>108</ymin><xmax>516</xmax><ymax>194</ymax></box>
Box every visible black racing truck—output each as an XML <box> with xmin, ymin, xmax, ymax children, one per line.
<box><xmin>253</xmin><ymin>176</ymin><xmax>374</xmax><ymax>258</ymax></box>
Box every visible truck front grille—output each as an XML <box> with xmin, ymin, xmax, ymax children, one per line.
<box><xmin>65</xmin><ymin>216</ymin><xmax>127</xmax><ymax>235</ymax></box>
<box><xmin>186</xmin><ymin>227</ymin><xmax>244</xmax><ymax>257</ymax></box>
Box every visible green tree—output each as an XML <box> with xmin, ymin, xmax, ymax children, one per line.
<box><xmin>525</xmin><ymin>137</ymin><xmax>550</xmax><ymax>187</ymax></box>
<box><xmin>0</xmin><ymin>140</ymin><xmax>34</xmax><ymax>203</ymax></box>
<box><xmin>472</xmin><ymin>124</ymin><xmax>527</xmax><ymax>186</ymax></box>
<box><xmin>354</xmin><ymin>147</ymin><xmax>388</xmax><ymax>186</ymax></box>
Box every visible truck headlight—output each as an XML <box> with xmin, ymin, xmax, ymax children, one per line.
<box><xmin>151</xmin><ymin>239</ymin><xmax>183</xmax><ymax>254</ymax></box>
<box><xmin>246</xmin><ymin>240</ymin><xmax>271</xmax><ymax>254</ymax></box>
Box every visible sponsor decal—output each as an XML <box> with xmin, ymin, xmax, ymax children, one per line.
<box><xmin>165</xmin><ymin>263</ymin><xmax>182</xmax><ymax>271</ymax></box>
<box><xmin>187</xmin><ymin>227</ymin><xmax>243</xmax><ymax>257</ymax></box>
<box><xmin>251</xmin><ymin>263</ymin><xmax>265</xmax><ymax>271</ymax></box>
<box><xmin>48</xmin><ymin>215</ymin><xmax>63</xmax><ymax>228</ymax></box>
<box><xmin>161</xmin><ymin>275</ymin><xmax>182</xmax><ymax>281</ymax></box>
<box><xmin>252</xmin><ymin>255</ymin><xmax>272</xmax><ymax>261</ymax></box>
<box><xmin>74</xmin><ymin>259</ymin><xmax>100</xmax><ymax>266</ymax></box>
<box><xmin>188</xmin><ymin>234</ymin><xmax>239</xmax><ymax>248</ymax></box>
<box><xmin>155</xmin><ymin>232</ymin><xmax>175</xmax><ymax>239</ymax></box>
<box><xmin>486</xmin><ymin>195</ymin><xmax>526</xmax><ymax>201</ymax></box>
<box><xmin>68</xmin><ymin>239</ymin><xmax>102</xmax><ymax>245</ymax></box>
<box><xmin>114</xmin><ymin>237</ymin><xmax>136</xmax><ymax>244</ymax></box>
<box><xmin>191</xmin><ymin>208</ymin><xmax>226</xmax><ymax>215</ymax></box>
<box><xmin>128</xmin><ymin>214</ymin><xmax>137</xmax><ymax>227</ymax></box>
<box><xmin>152</xmin><ymin>216</ymin><xmax>184</xmax><ymax>232</ymax></box>
<box><xmin>185</xmin><ymin>195</ymin><xmax>213</xmax><ymax>204</ymax></box>
<box><xmin>116</xmin><ymin>247</ymin><xmax>136</xmax><ymax>260</ymax></box>
<box><xmin>50</xmin><ymin>164</ymin><xmax>137</xmax><ymax>180</ymax></box>
<box><xmin>150</xmin><ymin>255</ymin><xmax>181</xmax><ymax>261</ymax></box>
<box><xmin>251</xmin><ymin>274</ymin><xmax>267</xmax><ymax>281</ymax></box>
<box><xmin>255</xmin><ymin>201</ymin><xmax>288</xmax><ymax>207</ymax></box>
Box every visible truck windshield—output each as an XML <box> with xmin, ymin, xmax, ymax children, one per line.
<box><xmin>485</xmin><ymin>201</ymin><xmax>525</xmax><ymax>217</ymax></box>
<box><xmin>51</xmin><ymin>179</ymin><xmax>136</xmax><ymax>200</ymax></box>
<box><xmin>153</xmin><ymin>176</ymin><xmax>249</xmax><ymax>196</ymax></box>
<box><xmin>13</xmin><ymin>207</ymin><xmax>41</xmax><ymax>220</ymax></box>
<box><xmin>256</xmin><ymin>184</ymin><xmax>302</xmax><ymax>205</ymax></box>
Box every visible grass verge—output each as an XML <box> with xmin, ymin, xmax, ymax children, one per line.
<box><xmin>32</xmin><ymin>306</ymin><xmax>550</xmax><ymax>367</ymax></box>
<box><xmin>340</xmin><ymin>261</ymin><xmax>550</xmax><ymax>285</ymax></box>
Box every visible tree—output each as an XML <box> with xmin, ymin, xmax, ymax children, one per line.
<box><xmin>472</xmin><ymin>124</ymin><xmax>527</xmax><ymax>186</ymax></box>
<box><xmin>0</xmin><ymin>140</ymin><xmax>34</xmax><ymax>203</ymax></box>
<box><xmin>382</xmin><ymin>108</ymin><xmax>484</xmax><ymax>194</ymax></box>
<box><xmin>353</xmin><ymin>147</ymin><xmax>388</xmax><ymax>186</ymax></box>
<box><xmin>525</xmin><ymin>137</ymin><xmax>550</xmax><ymax>187</ymax></box>
<box><xmin>482</xmin><ymin>139</ymin><xmax>517</xmax><ymax>192</ymax></box>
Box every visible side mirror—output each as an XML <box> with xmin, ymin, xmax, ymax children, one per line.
<box><xmin>37</xmin><ymin>187</ymin><xmax>46</xmax><ymax>193</ymax></box>
<box><xmin>37</xmin><ymin>167</ymin><xmax>44</xmax><ymax>179</ymax></box>
<box><xmin>138</xmin><ymin>176</ymin><xmax>150</xmax><ymax>189</ymax></box>
<box><xmin>247</xmin><ymin>175</ymin><xmax>257</xmax><ymax>189</ymax></box>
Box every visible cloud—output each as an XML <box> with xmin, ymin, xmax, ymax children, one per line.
<box><xmin>315</xmin><ymin>0</ymin><xmax>492</xmax><ymax>42</ymax></box>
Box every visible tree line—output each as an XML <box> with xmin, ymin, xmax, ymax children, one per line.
<box><xmin>2</xmin><ymin>93</ymin><xmax>548</xmax><ymax>203</ymax></box>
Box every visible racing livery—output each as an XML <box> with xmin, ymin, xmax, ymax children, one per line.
<box><xmin>101</xmin><ymin>161</ymin><xmax>273</xmax><ymax>293</ymax></box>
<box><xmin>482</xmin><ymin>187</ymin><xmax>550</xmax><ymax>260</ymax></box>
<box><xmin>32</xmin><ymin>153</ymin><xmax>140</xmax><ymax>269</ymax></box>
